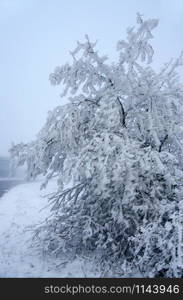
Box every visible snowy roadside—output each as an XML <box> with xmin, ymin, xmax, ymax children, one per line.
<box><xmin>0</xmin><ymin>180</ymin><xmax>97</xmax><ymax>277</ymax></box>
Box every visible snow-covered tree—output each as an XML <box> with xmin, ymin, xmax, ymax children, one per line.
<box><xmin>10</xmin><ymin>14</ymin><xmax>183</xmax><ymax>277</ymax></box>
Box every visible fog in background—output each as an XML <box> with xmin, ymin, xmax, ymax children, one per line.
<box><xmin>1</xmin><ymin>0</ymin><xmax>183</xmax><ymax>156</ymax></box>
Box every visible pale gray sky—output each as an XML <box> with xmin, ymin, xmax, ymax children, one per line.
<box><xmin>0</xmin><ymin>0</ymin><xmax>183</xmax><ymax>156</ymax></box>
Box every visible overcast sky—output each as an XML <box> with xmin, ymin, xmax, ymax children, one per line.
<box><xmin>0</xmin><ymin>0</ymin><xmax>183</xmax><ymax>156</ymax></box>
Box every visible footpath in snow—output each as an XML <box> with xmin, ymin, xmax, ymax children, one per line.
<box><xmin>0</xmin><ymin>180</ymin><xmax>96</xmax><ymax>277</ymax></box>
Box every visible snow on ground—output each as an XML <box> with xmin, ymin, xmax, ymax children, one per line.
<box><xmin>0</xmin><ymin>180</ymin><xmax>97</xmax><ymax>277</ymax></box>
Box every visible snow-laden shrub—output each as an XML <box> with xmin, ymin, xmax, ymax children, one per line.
<box><xmin>10</xmin><ymin>14</ymin><xmax>183</xmax><ymax>277</ymax></box>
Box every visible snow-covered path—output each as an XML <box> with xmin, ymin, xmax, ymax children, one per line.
<box><xmin>0</xmin><ymin>180</ymin><xmax>96</xmax><ymax>277</ymax></box>
<box><xmin>0</xmin><ymin>180</ymin><xmax>53</xmax><ymax>277</ymax></box>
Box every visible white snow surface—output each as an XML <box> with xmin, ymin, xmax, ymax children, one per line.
<box><xmin>0</xmin><ymin>180</ymin><xmax>97</xmax><ymax>277</ymax></box>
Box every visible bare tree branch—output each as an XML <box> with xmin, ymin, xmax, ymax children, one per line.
<box><xmin>116</xmin><ymin>96</ymin><xmax>127</xmax><ymax>128</ymax></box>
<box><xmin>158</xmin><ymin>134</ymin><xmax>168</xmax><ymax>152</ymax></box>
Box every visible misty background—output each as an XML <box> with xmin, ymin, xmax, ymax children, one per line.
<box><xmin>1</xmin><ymin>0</ymin><xmax>183</xmax><ymax>156</ymax></box>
